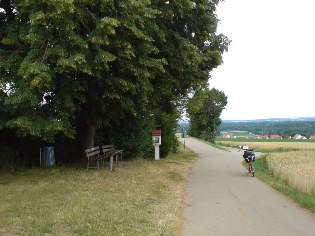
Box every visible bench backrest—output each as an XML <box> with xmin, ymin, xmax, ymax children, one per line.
<box><xmin>85</xmin><ymin>146</ymin><xmax>101</xmax><ymax>157</ymax></box>
<box><xmin>101</xmin><ymin>145</ymin><xmax>116</xmax><ymax>154</ymax></box>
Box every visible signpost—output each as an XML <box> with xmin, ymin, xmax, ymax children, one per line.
<box><xmin>182</xmin><ymin>127</ymin><xmax>186</xmax><ymax>157</ymax></box>
<box><xmin>152</xmin><ymin>130</ymin><xmax>161</xmax><ymax>160</ymax></box>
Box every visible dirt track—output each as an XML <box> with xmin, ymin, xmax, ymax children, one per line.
<box><xmin>181</xmin><ymin>138</ymin><xmax>315</xmax><ymax>236</ymax></box>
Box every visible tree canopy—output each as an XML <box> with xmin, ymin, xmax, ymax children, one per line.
<box><xmin>187</xmin><ymin>86</ymin><xmax>228</xmax><ymax>142</ymax></box>
<box><xmin>0</xmin><ymin>0</ymin><xmax>229</xmax><ymax>165</ymax></box>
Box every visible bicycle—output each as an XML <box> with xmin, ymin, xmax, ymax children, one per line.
<box><xmin>239</xmin><ymin>146</ymin><xmax>256</xmax><ymax>177</ymax></box>
<box><xmin>247</xmin><ymin>159</ymin><xmax>255</xmax><ymax>177</ymax></box>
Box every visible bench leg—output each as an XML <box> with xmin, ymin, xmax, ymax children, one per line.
<box><xmin>114</xmin><ymin>152</ymin><xmax>123</xmax><ymax>165</ymax></box>
<box><xmin>87</xmin><ymin>159</ymin><xmax>98</xmax><ymax>170</ymax></box>
<box><xmin>109</xmin><ymin>155</ymin><xmax>114</xmax><ymax>171</ymax></box>
<box><xmin>87</xmin><ymin>158</ymin><xmax>96</xmax><ymax>170</ymax></box>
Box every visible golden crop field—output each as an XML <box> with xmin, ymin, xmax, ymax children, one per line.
<box><xmin>266</xmin><ymin>150</ymin><xmax>315</xmax><ymax>194</ymax></box>
<box><xmin>218</xmin><ymin>141</ymin><xmax>315</xmax><ymax>152</ymax></box>
<box><xmin>218</xmin><ymin>141</ymin><xmax>315</xmax><ymax>194</ymax></box>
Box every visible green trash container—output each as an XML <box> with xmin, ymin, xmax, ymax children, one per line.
<box><xmin>40</xmin><ymin>147</ymin><xmax>55</xmax><ymax>167</ymax></box>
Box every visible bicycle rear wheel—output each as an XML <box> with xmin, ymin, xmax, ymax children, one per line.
<box><xmin>248</xmin><ymin>164</ymin><xmax>255</xmax><ymax>177</ymax></box>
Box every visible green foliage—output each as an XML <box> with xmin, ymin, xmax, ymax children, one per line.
<box><xmin>154</xmin><ymin>109</ymin><xmax>180</xmax><ymax>157</ymax></box>
<box><xmin>151</xmin><ymin>0</ymin><xmax>230</xmax><ymax>103</ymax></box>
<box><xmin>99</xmin><ymin>113</ymin><xmax>155</xmax><ymax>158</ymax></box>
<box><xmin>1</xmin><ymin>0</ymin><xmax>164</xmax><ymax>141</ymax></box>
<box><xmin>187</xmin><ymin>87</ymin><xmax>228</xmax><ymax>142</ymax></box>
<box><xmin>0</xmin><ymin>0</ymin><xmax>229</xmax><ymax>165</ymax></box>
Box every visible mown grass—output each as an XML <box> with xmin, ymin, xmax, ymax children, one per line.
<box><xmin>0</xmin><ymin>144</ymin><xmax>197</xmax><ymax>236</ymax></box>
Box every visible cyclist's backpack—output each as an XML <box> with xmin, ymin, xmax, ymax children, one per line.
<box><xmin>243</xmin><ymin>150</ymin><xmax>255</xmax><ymax>162</ymax></box>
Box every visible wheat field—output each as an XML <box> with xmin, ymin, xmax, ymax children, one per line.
<box><xmin>266</xmin><ymin>150</ymin><xmax>315</xmax><ymax>194</ymax></box>
<box><xmin>218</xmin><ymin>141</ymin><xmax>315</xmax><ymax>152</ymax></box>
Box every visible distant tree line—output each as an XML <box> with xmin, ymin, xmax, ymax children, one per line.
<box><xmin>0</xmin><ymin>1</ymin><xmax>229</xmax><ymax>168</ymax></box>
<box><xmin>218</xmin><ymin>121</ymin><xmax>315</xmax><ymax>137</ymax></box>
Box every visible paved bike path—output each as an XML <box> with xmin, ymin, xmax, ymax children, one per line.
<box><xmin>181</xmin><ymin>138</ymin><xmax>315</xmax><ymax>236</ymax></box>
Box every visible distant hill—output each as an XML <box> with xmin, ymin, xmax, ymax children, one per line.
<box><xmin>177</xmin><ymin>117</ymin><xmax>315</xmax><ymax>137</ymax></box>
<box><xmin>219</xmin><ymin>117</ymin><xmax>315</xmax><ymax>137</ymax></box>
<box><xmin>223</xmin><ymin>117</ymin><xmax>315</xmax><ymax>122</ymax></box>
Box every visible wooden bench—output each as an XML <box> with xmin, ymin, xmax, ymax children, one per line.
<box><xmin>85</xmin><ymin>145</ymin><xmax>123</xmax><ymax>171</ymax></box>
<box><xmin>101</xmin><ymin>145</ymin><xmax>123</xmax><ymax>166</ymax></box>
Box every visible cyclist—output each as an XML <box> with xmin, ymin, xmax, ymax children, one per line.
<box><xmin>239</xmin><ymin>146</ymin><xmax>256</xmax><ymax>175</ymax></box>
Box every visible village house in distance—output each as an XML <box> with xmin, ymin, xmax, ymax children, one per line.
<box><xmin>221</xmin><ymin>131</ymin><xmax>315</xmax><ymax>140</ymax></box>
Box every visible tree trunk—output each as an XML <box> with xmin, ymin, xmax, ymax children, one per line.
<box><xmin>83</xmin><ymin>124</ymin><xmax>96</xmax><ymax>150</ymax></box>
<box><xmin>77</xmin><ymin>122</ymin><xmax>96</xmax><ymax>158</ymax></box>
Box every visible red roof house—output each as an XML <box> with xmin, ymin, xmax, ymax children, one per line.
<box><xmin>223</xmin><ymin>133</ymin><xmax>234</xmax><ymax>138</ymax></box>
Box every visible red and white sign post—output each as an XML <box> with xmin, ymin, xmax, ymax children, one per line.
<box><xmin>152</xmin><ymin>130</ymin><xmax>161</xmax><ymax>160</ymax></box>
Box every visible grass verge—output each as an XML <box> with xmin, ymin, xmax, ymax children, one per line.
<box><xmin>0</xmin><ymin>144</ymin><xmax>197</xmax><ymax>236</ymax></box>
<box><xmin>191</xmin><ymin>138</ymin><xmax>230</xmax><ymax>151</ymax></box>
<box><xmin>254</xmin><ymin>156</ymin><xmax>315</xmax><ymax>213</ymax></box>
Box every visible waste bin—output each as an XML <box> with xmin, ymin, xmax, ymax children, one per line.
<box><xmin>40</xmin><ymin>147</ymin><xmax>55</xmax><ymax>167</ymax></box>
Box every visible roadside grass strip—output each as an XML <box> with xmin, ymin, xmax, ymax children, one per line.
<box><xmin>0</xmin><ymin>145</ymin><xmax>197</xmax><ymax>236</ymax></box>
<box><xmin>255</xmin><ymin>156</ymin><xmax>315</xmax><ymax>213</ymax></box>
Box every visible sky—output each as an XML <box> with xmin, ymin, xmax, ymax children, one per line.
<box><xmin>210</xmin><ymin>0</ymin><xmax>315</xmax><ymax>120</ymax></box>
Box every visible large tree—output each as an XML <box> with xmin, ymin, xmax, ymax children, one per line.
<box><xmin>0</xmin><ymin>0</ymin><xmax>229</xmax><ymax>162</ymax></box>
<box><xmin>1</xmin><ymin>0</ymin><xmax>165</xmax><ymax>146</ymax></box>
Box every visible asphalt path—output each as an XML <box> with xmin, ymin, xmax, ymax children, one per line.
<box><xmin>181</xmin><ymin>138</ymin><xmax>315</xmax><ymax>236</ymax></box>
